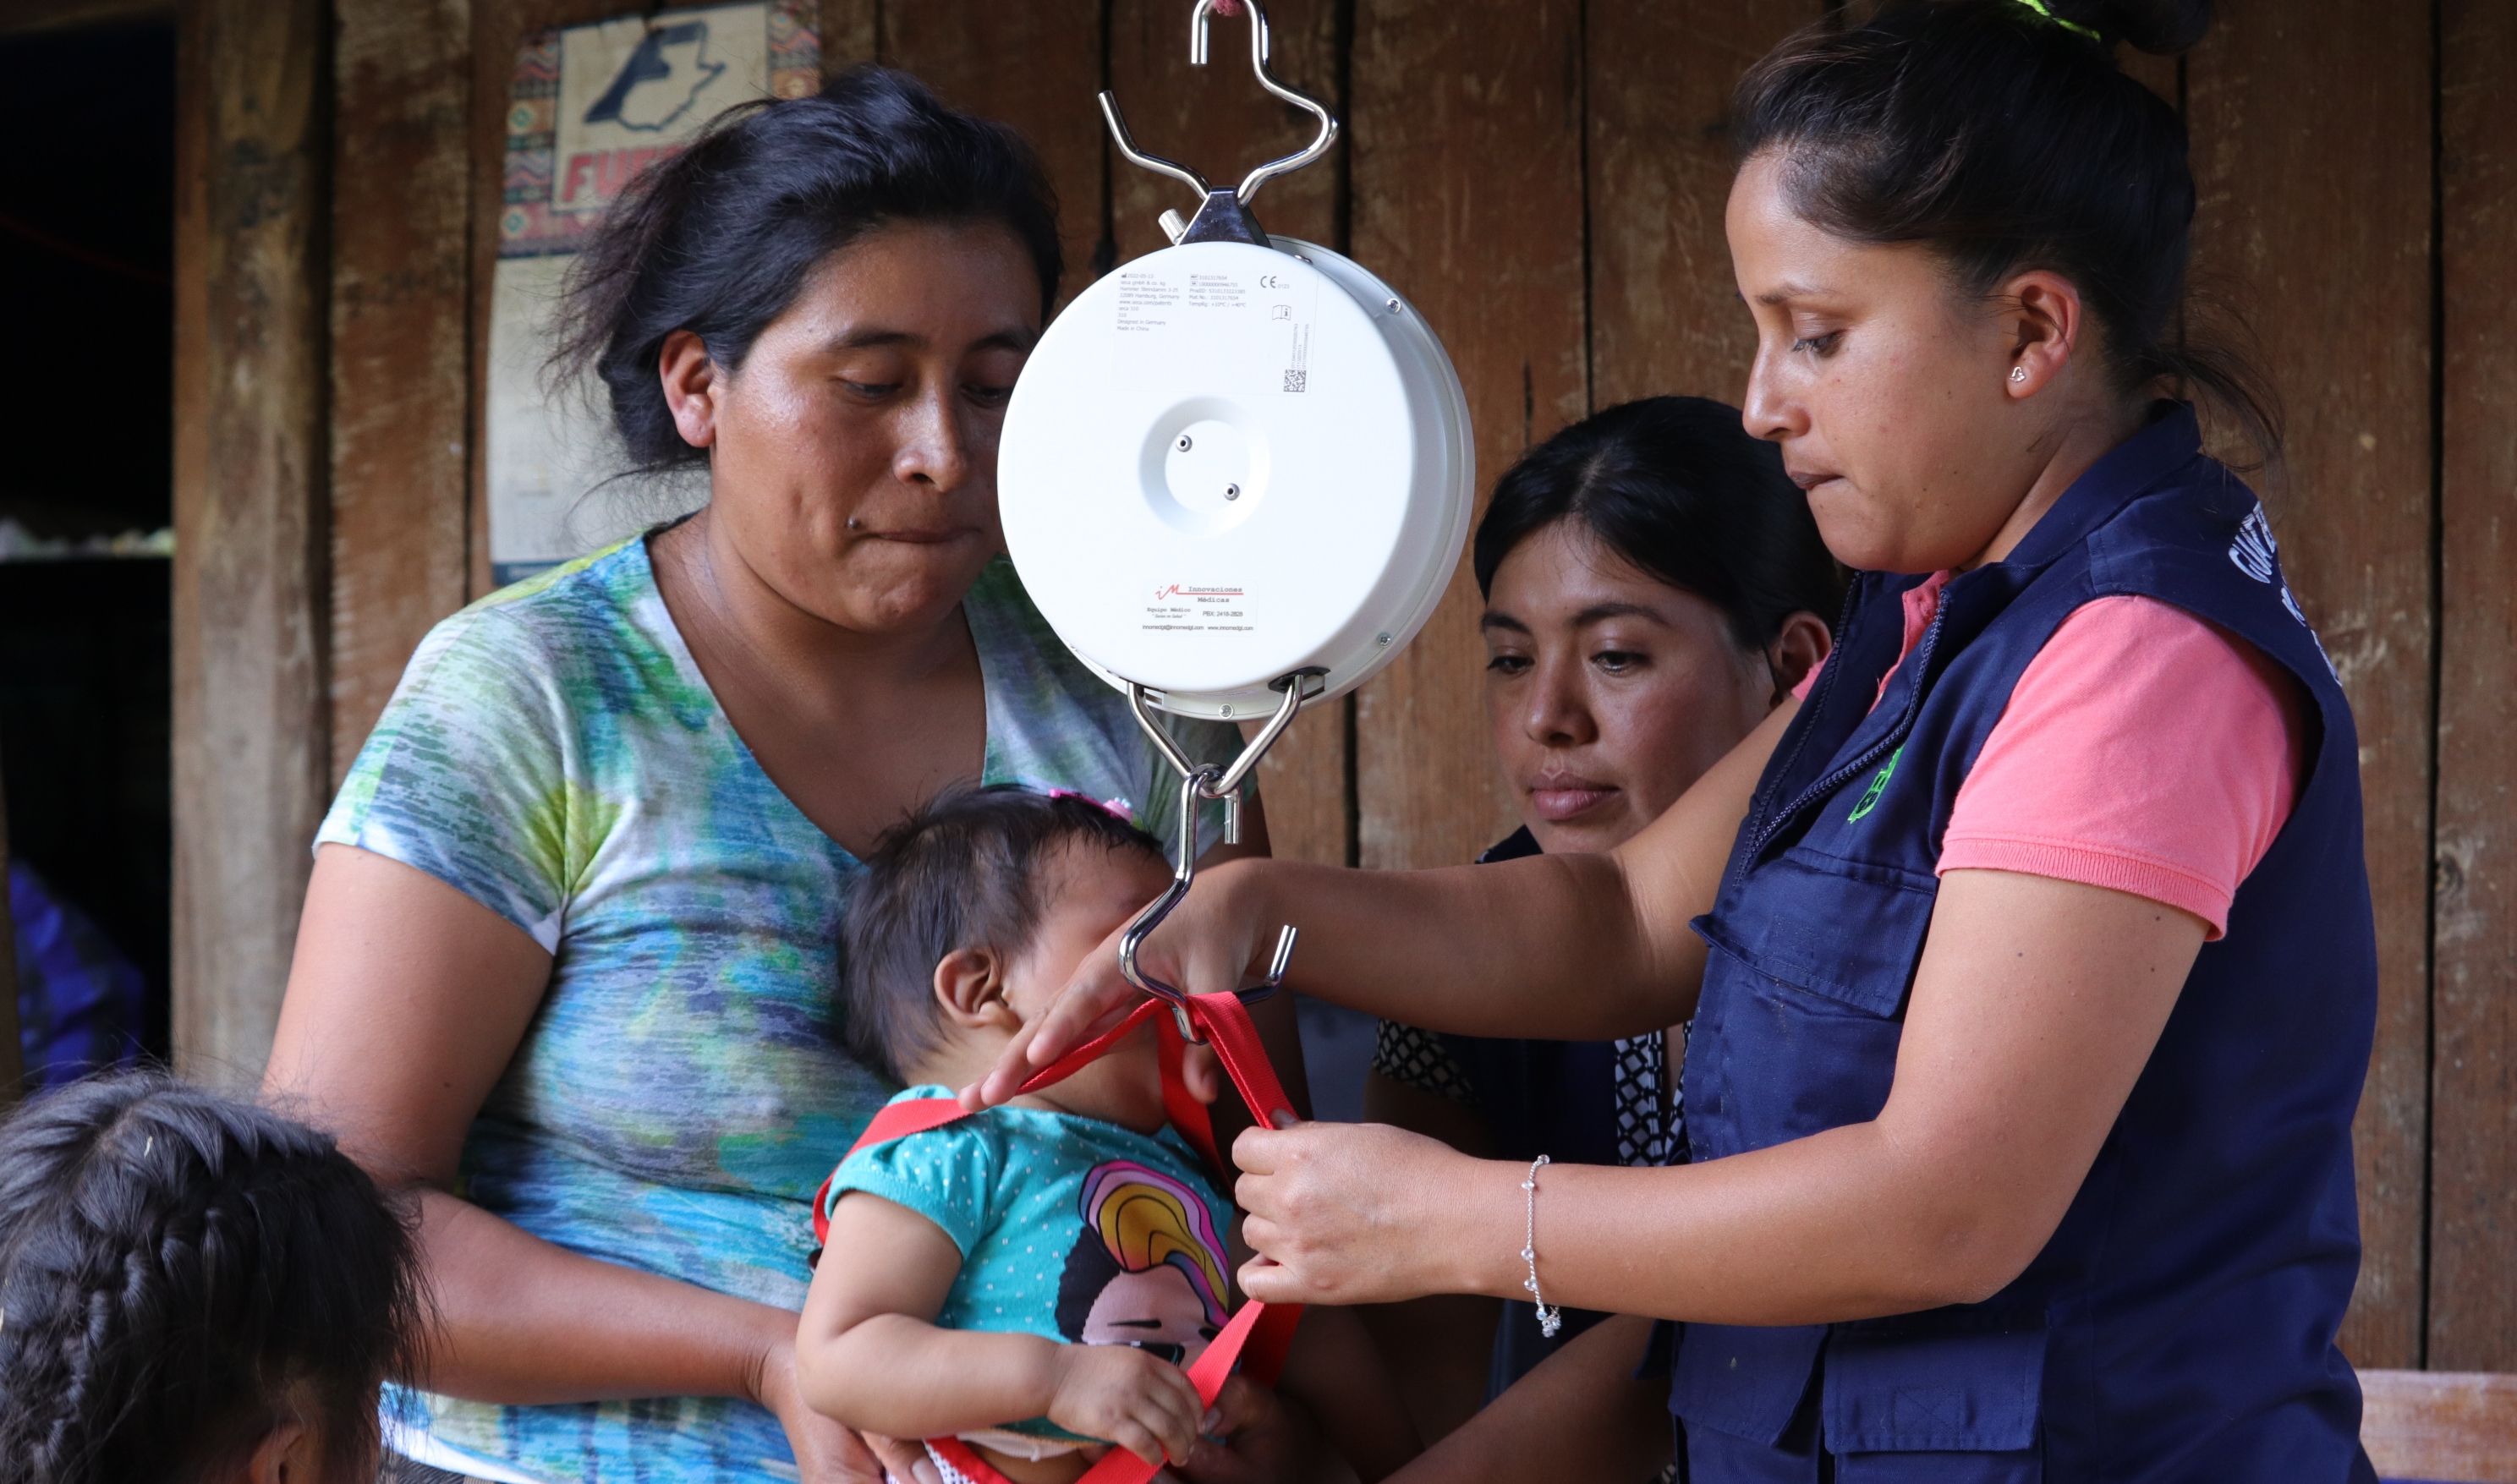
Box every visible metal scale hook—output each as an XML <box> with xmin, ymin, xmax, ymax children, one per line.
<box><xmin>1120</xmin><ymin>669</ymin><xmax>1324</xmax><ymax>1043</ymax></box>
<box><xmin>1098</xmin><ymin>0</ymin><xmax>1342</xmax><ymax>247</ymax></box>
<box><xmin>1095</xmin><ymin>3</ymin><xmax>1340</xmax><ymax>1042</ymax></box>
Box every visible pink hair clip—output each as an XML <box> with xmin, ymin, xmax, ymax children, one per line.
<box><xmin>1045</xmin><ymin>787</ymin><xmax>1136</xmax><ymax>824</ymax></box>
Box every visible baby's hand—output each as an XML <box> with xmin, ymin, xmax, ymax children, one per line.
<box><xmin>1046</xmin><ymin>1344</ymin><xmax>1209</xmax><ymax>1468</ymax></box>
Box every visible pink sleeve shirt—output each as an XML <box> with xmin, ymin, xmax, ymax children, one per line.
<box><xmin>1793</xmin><ymin>576</ymin><xmax>2306</xmax><ymax>939</ymax></box>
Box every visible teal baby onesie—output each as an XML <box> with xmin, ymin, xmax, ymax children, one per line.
<box><xmin>821</xmin><ymin>1087</ymin><xmax>1236</xmax><ymax>1445</ymax></box>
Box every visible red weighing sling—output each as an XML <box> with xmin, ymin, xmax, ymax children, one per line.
<box><xmin>811</xmin><ymin>989</ymin><xmax>1304</xmax><ymax>1484</ymax></box>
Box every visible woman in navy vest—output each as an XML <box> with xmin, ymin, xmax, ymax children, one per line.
<box><xmin>984</xmin><ymin>0</ymin><xmax>2381</xmax><ymax>1479</ymax></box>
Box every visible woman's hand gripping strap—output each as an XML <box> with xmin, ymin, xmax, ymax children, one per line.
<box><xmin>1173</xmin><ymin>988</ymin><xmax>1305</xmax><ymax>1385</ymax></box>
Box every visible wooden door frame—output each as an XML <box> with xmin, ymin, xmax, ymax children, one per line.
<box><xmin>0</xmin><ymin>0</ymin><xmax>173</xmax><ymax>39</ymax></box>
<box><xmin>168</xmin><ymin>0</ymin><xmax>331</xmax><ymax>1087</ymax></box>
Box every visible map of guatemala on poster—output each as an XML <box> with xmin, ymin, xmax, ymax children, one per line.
<box><xmin>485</xmin><ymin>3</ymin><xmax>820</xmax><ymax>585</ymax></box>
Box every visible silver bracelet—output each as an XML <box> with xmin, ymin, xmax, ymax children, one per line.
<box><xmin>1519</xmin><ymin>1154</ymin><xmax>1563</xmax><ymax>1338</ymax></box>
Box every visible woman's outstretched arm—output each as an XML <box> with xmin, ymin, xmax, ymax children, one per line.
<box><xmin>262</xmin><ymin>845</ymin><xmax>913</xmax><ymax>1484</ymax></box>
<box><xmin>1228</xmin><ymin>868</ymin><xmax>2207</xmax><ymax>1326</ymax></box>
<box><xmin>973</xmin><ymin>698</ymin><xmax>1798</xmax><ymax>1106</ymax></box>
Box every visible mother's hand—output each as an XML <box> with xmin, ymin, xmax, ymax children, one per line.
<box><xmin>1231</xmin><ymin>1119</ymin><xmax>1492</xmax><ymax>1307</ymax></box>
<box><xmin>755</xmin><ymin>1335</ymin><xmax>936</xmax><ymax>1483</ymax></box>
<box><xmin>1176</xmin><ymin>1375</ymin><xmax>1324</xmax><ymax>1484</ymax></box>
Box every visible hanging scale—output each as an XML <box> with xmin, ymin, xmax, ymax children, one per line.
<box><xmin>999</xmin><ymin>0</ymin><xmax>1475</xmax><ymax>1038</ymax></box>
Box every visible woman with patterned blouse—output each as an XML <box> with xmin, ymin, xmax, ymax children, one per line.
<box><xmin>260</xmin><ymin>72</ymin><xmax>1292</xmax><ymax>1484</ymax></box>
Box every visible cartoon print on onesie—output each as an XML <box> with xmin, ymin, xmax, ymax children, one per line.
<box><xmin>935</xmin><ymin>1159</ymin><xmax>1234</xmax><ymax>1484</ymax></box>
<box><xmin>1054</xmin><ymin>1161</ymin><xmax>1231</xmax><ymax>1365</ymax></box>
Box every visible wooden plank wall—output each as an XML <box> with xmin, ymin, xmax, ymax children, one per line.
<box><xmin>1588</xmin><ymin>0</ymin><xmax>1812</xmax><ymax>408</ymax></box>
<box><xmin>2434</xmin><ymin>0</ymin><xmax>2517</xmax><ymax>1374</ymax></box>
<box><xmin>176</xmin><ymin>0</ymin><xmax>2512</xmax><ymax>1364</ymax></box>
<box><xmin>330</xmin><ymin>0</ymin><xmax>474</xmax><ymax>785</ymax></box>
<box><xmin>876</xmin><ymin>7</ymin><xmax>1106</xmax><ymax>313</ymax></box>
<box><xmin>2186</xmin><ymin>0</ymin><xmax>2440</xmax><ymax>1371</ymax></box>
<box><xmin>1346</xmin><ymin>0</ymin><xmax>1588</xmax><ymax>870</ymax></box>
<box><xmin>170</xmin><ymin>0</ymin><xmax>332</xmax><ymax>1088</ymax></box>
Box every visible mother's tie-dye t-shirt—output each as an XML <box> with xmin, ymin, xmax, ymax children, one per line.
<box><xmin>318</xmin><ymin>535</ymin><xmax>1241</xmax><ymax>1482</ymax></box>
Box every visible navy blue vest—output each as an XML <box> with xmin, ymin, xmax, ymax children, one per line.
<box><xmin>1672</xmin><ymin>407</ymin><xmax>2379</xmax><ymax>1483</ymax></box>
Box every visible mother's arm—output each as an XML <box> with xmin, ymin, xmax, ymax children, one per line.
<box><xmin>262</xmin><ymin>845</ymin><xmax>904</xmax><ymax>1482</ymax></box>
<box><xmin>1231</xmin><ymin>868</ymin><xmax>2205</xmax><ymax>1323</ymax></box>
<box><xmin>975</xmin><ymin>698</ymin><xmax>1799</xmax><ymax>1105</ymax></box>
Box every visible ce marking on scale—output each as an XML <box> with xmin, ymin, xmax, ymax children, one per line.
<box><xmin>1258</xmin><ymin>273</ymin><xmax>1287</xmax><ymax>289</ymax></box>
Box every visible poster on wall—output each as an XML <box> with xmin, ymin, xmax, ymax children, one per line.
<box><xmin>485</xmin><ymin>3</ymin><xmax>820</xmax><ymax>587</ymax></box>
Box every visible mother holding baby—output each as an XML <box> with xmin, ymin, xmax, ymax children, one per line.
<box><xmin>261</xmin><ymin>69</ymin><xmax>1292</xmax><ymax>1484</ymax></box>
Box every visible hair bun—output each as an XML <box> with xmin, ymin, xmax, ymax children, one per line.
<box><xmin>2048</xmin><ymin>0</ymin><xmax>2213</xmax><ymax>53</ymax></box>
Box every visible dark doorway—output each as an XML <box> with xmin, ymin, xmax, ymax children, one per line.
<box><xmin>0</xmin><ymin>19</ymin><xmax>177</xmax><ymax>1076</ymax></box>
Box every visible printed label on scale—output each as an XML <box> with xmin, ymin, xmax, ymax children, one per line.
<box><xmin>1112</xmin><ymin>253</ymin><xmax>1323</xmax><ymax>397</ymax></box>
<box><xmin>1140</xmin><ymin>581</ymin><xmax>1254</xmax><ymax>635</ymax></box>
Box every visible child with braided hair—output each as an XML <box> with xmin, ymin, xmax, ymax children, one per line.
<box><xmin>0</xmin><ymin>1071</ymin><xmax>427</xmax><ymax>1484</ymax></box>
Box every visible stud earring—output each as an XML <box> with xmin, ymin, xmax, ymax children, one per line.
<box><xmin>2010</xmin><ymin>366</ymin><xmax>2029</xmax><ymax>383</ymax></box>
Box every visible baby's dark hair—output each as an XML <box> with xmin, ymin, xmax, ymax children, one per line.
<box><xmin>842</xmin><ymin>787</ymin><xmax>1167</xmax><ymax>1084</ymax></box>
<box><xmin>0</xmin><ymin>1072</ymin><xmax>426</xmax><ymax>1484</ymax></box>
<box><xmin>1054</xmin><ymin>1231</ymin><xmax>1128</xmax><ymax>1344</ymax></box>
<box><xmin>556</xmin><ymin>64</ymin><xmax>1062</xmax><ymax>475</ymax></box>
<box><xmin>1472</xmin><ymin>396</ymin><xmax>1844</xmax><ymax>652</ymax></box>
<box><xmin>1735</xmin><ymin>0</ymin><xmax>2279</xmax><ymax>461</ymax></box>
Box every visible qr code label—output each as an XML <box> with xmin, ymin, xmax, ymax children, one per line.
<box><xmin>1282</xmin><ymin>370</ymin><xmax>1308</xmax><ymax>392</ymax></box>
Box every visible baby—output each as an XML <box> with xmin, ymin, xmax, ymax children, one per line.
<box><xmin>797</xmin><ymin>786</ymin><xmax>1417</xmax><ymax>1484</ymax></box>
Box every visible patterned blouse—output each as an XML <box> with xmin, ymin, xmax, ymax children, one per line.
<box><xmin>319</xmin><ymin>535</ymin><xmax>1240</xmax><ymax>1483</ymax></box>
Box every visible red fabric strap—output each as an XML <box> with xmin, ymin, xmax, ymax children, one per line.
<box><xmin>1182</xmin><ymin>992</ymin><xmax>1296</xmax><ymax>1132</ymax></box>
<box><xmin>811</xmin><ymin>992</ymin><xmax>1295</xmax><ymax>1245</ymax></box>
<box><xmin>811</xmin><ymin>999</ymin><xmax>1168</xmax><ymax>1247</ymax></box>
<box><xmin>921</xmin><ymin>1437</ymin><xmax>1007</xmax><ymax>1484</ymax></box>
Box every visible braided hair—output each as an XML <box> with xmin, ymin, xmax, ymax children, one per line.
<box><xmin>0</xmin><ymin>1072</ymin><xmax>426</xmax><ymax>1484</ymax></box>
